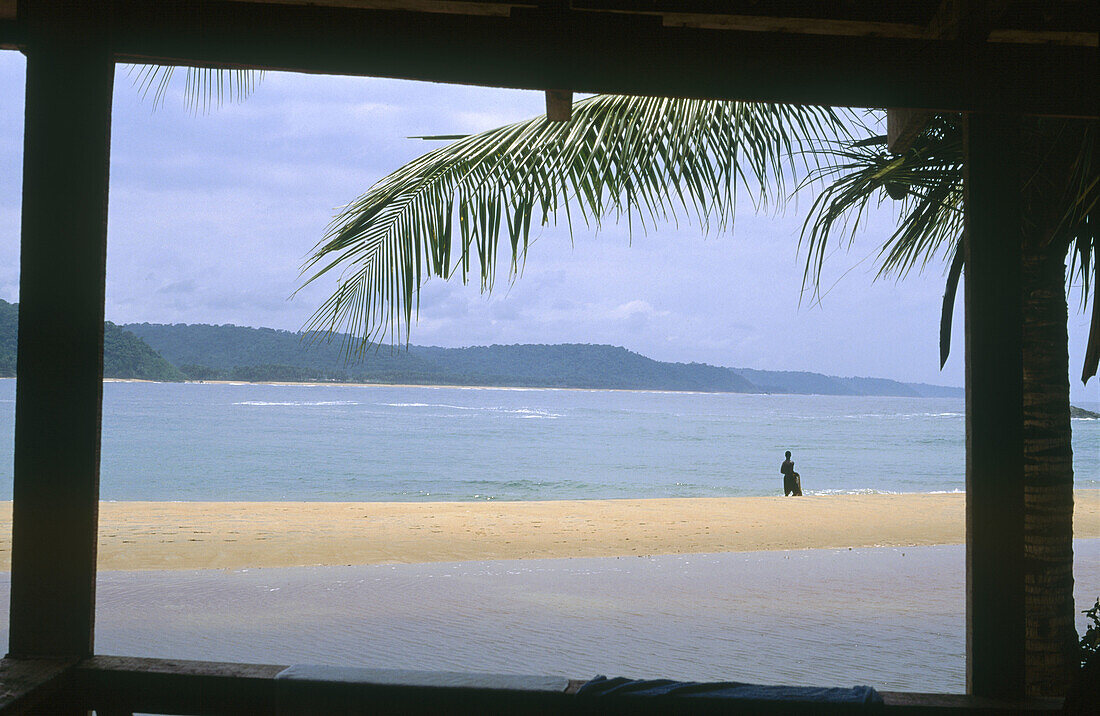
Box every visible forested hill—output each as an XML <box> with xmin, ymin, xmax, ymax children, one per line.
<box><xmin>124</xmin><ymin>322</ymin><xmax>759</xmax><ymax>392</ymax></box>
<box><xmin>123</xmin><ymin>321</ymin><xmax>963</xmax><ymax>398</ymax></box>
<box><xmin>0</xmin><ymin>300</ymin><xmax>184</xmax><ymax>381</ymax></box>
<box><xmin>0</xmin><ymin>305</ymin><xmax>964</xmax><ymax>396</ymax></box>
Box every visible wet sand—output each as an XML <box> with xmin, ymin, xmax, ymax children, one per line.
<box><xmin>0</xmin><ymin>541</ymin><xmax>1087</xmax><ymax>691</ymax></box>
<box><xmin>0</xmin><ymin>491</ymin><xmax>1097</xmax><ymax>570</ymax></box>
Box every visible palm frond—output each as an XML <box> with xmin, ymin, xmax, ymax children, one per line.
<box><xmin>1049</xmin><ymin>122</ymin><xmax>1099</xmax><ymax>381</ymax></box>
<box><xmin>126</xmin><ymin>65</ymin><xmax>265</xmax><ymax>113</ymax></box>
<box><xmin>801</xmin><ymin>114</ymin><xmax>1098</xmax><ymax>378</ymax></box>
<box><xmin>940</xmin><ymin>240</ymin><xmax>965</xmax><ymax>369</ymax></box>
<box><xmin>298</xmin><ymin>95</ymin><xmax>857</xmax><ymax>351</ymax></box>
<box><xmin>798</xmin><ymin>113</ymin><xmax>964</xmax><ymax>296</ymax></box>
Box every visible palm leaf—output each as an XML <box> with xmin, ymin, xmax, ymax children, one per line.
<box><xmin>126</xmin><ymin>65</ymin><xmax>265</xmax><ymax>113</ymax></box>
<box><xmin>298</xmin><ymin>95</ymin><xmax>856</xmax><ymax>351</ymax></box>
<box><xmin>940</xmin><ymin>240</ymin><xmax>966</xmax><ymax>369</ymax></box>
<box><xmin>798</xmin><ymin>113</ymin><xmax>963</xmax><ymax>294</ymax></box>
<box><xmin>800</xmin><ymin>114</ymin><xmax>1098</xmax><ymax>378</ymax></box>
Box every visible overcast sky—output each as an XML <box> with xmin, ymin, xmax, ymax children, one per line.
<box><xmin>1</xmin><ymin>54</ymin><xmax>1096</xmax><ymax>400</ymax></box>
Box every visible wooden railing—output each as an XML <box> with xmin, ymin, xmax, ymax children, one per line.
<box><xmin>0</xmin><ymin>656</ymin><xmax>1067</xmax><ymax>715</ymax></box>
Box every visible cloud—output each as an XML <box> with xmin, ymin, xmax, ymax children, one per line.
<box><xmin>604</xmin><ymin>300</ymin><xmax>670</xmax><ymax>321</ymax></box>
<box><xmin>156</xmin><ymin>279</ymin><xmax>197</xmax><ymax>295</ymax></box>
<box><xmin>489</xmin><ymin>300</ymin><xmax>521</xmax><ymax>321</ymax></box>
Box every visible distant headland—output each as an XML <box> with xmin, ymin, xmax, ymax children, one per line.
<box><xmin>1</xmin><ymin>298</ymin><xmax>962</xmax><ymax>398</ymax></box>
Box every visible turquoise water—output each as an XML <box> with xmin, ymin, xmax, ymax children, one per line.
<box><xmin>0</xmin><ymin>379</ymin><xmax>1096</xmax><ymax>501</ymax></box>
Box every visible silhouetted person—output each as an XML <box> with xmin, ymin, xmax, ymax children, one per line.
<box><xmin>781</xmin><ymin>451</ymin><xmax>802</xmax><ymax>496</ymax></box>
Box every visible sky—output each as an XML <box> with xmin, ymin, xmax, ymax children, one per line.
<box><xmin>1</xmin><ymin>53</ymin><xmax>1097</xmax><ymax>401</ymax></box>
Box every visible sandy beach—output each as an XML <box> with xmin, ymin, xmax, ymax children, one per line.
<box><xmin>1</xmin><ymin>491</ymin><xmax>1097</xmax><ymax>570</ymax></box>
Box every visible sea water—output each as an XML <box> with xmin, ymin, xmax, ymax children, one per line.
<box><xmin>0</xmin><ymin>379</ymin><xmax>1096</xmax><ymax>500</ymax></box>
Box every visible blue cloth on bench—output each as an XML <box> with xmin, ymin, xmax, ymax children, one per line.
<box><xmin>578</xmin><ymin>676</ymin><xmax>883</xmax><ymax>704</ymax></box>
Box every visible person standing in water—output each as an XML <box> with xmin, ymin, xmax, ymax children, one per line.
<box><xmin>781</xmin><ymin>450</ymin><xmax>803</xmax><ymax>496</ymax></box>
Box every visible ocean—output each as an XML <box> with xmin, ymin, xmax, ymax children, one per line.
<box><xmin>0</xmin><ymin>379</ymin><xmax>1095</xmax><ymax>501</ymax></box>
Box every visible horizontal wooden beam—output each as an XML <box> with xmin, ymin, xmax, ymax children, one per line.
<box><xmin>658</xmin><ymin>13</ymin><xmax>927</xmax><ymax>39</ymax></box>
<box><xmin>225</xmin><ymin>0</ymin><xmax>1096</xmax><ymax>46</ymax></box>
<box><xmin>111</xmin><ymin>1</ymin><xmax>1097</xmax><ymax>116</ymax></box>
<box><xmin>881</xmin><ymin>691</ymin><xmax>1062</xmax><ymax>712</ymax></box>
<box><xmin>0</xmin><ymin>31</ymin><xmax>17</xmax><ymax>52</ymax></box>
<box><xmin>887</xmin><ymin>108</ymin><xmax>935</xmax><ymax>153</ymax></box>
<box><xmin>0</xmin><ymin>1</ymin><xmax>1092</xmax><ymax>116</ymax></box>
<box><xmin>69</xmin><ymin>656</ymin><xmax>1066</xmax><ymax>715</ymax></box>
<box><xmin>227</xmin><ymin>0</ymin><xmax>522</xmax><ymax>16</ymax></box>
<box><xmin>0</xmin><ymin>0</ymin><xmax>14</xmax><ymax>49</ymax></box>
<box><xmin>0</xmin><ymin>658</ymin><xmax>77</xmax><ymax>714</ymax></box>
<box><xmin>75</xmin><ymin>656</ymin><xmax>285</xmax><ymax>714</ymax></box>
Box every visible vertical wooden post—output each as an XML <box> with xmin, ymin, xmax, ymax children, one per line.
<box><xmin>545</xmin><ymin>90</ymin><xmax>573</xmax><ymax>121</ymax></box>
<box><xmin>6</xmin><ymin>8</ymin><xmax>114</xmax><ymax>660</ymax></box>
<box><xmin>963</xmin><ymin>113</ymin><xmax>1026</xmax><ymax>699</ymax></box>
<box><xmin>886</xmin><ymin>108</ymin><xmax>933</xmax><ymax>154</ymax></box>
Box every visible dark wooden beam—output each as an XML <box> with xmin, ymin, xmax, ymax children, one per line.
<box><xmin>545</xmin><ymin>89</ymin><xmax>573</xmax><ymax>121</ymax></box>
<box><xmin>886</xmin><ymin>0</ymin><xmax>990</xmax><ymax>154</ymax></box>
<box><xmin>881</xmin><ymin>690</ymin><xmax>1062</xmax><ymax>712</ymax></box>
<box><xmin>887</xmin><ymin>108</ymin><xmax>935</xmax><ymax>153</ymax></box>
<box><xmin>7</xmin><ymin>2</ymin><xmax>113</xmax><ymax>662</ymax></box>
<box><xmin>70</xmin><ymin>656</ymin><xmax>1068</xmax><ymax>715</ymax></box>
<box><xmin>230</xmin><ymin>0</ymin><xmax>523</xmax><ymax>14</ymax></box>
<box><xmin>45</xmin><ymin>1</ymin><xmax>1091</xmax><ymax>117</ymax></box>
<box><xmin>0</xmin><ymin>0</ymin><xmax>19</xmax><ymax>50</ymax></box>
<box><xmin>962</xmin><ymin>113</ymin><xmax>1026</xmax><ymax>699</ymax></box>
<box><xmin>75</xmin><ymin>656</ymin><xmax>285</xmax><ymax>715</ymax></box>
<box><xmin>576</xmin><ymin>1</ymin><xmax>941</xmax><ymax>27</ymax></box>
<box><xmin>886</xmin><ymin>0</ymin><xmax>996</xmax><ymax>154</ymax></box>
<box><xmin>0</xmin><ymin>33</ymin><xmax>20</xmax><ymax>52</ymax></box>
<box><xmin>0</xmin><ymin>658</ymin><xmax>76</xmax><ymax>714</ymax></box>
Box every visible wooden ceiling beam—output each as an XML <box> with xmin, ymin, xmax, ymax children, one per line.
<box><xmin>988</xmin><ymin>29</ymin><xmax>1097</xmax><ymax>46</ymax></box>
<box><xmin>659</xmin><ymin>14</ymin><xmax>929</xmax><ymax>39</ymax></box>
<box><xmin>574</xmin><ymin>0</ymin><xmax>941</xmax><ymax>26</ymax></box>
<box><xmin>887</xmin><ymin>109</ymin><xmax>937</xmax><ymax>154</ymax></box>
<box><xmin>885</xmin><ymin>1</ymin><xmax>999</xmax><ymax>154</ymax></box>
<box><xmin>581</xmin><ymin>0</ymin><xmax>1095</xmax><ymax>45</ymax></box>
<box><xmin>0</xmin><ymin>0</ymin><xmax>16</xmax><ymax>49</ymax></box>
<box><xmin>2</xmin><ymin>0</ymin><xmax>1096</xmax><ymax>117</ymax></box>
<box><xmin>7</xmin><ymin>1</ymin><xmax>1094</xmax><ymax>50</ymax></box>
<box><xmin>224</xmin><ymin>0</ymin><xmax>522</xmax><ymax>17</ymax></box>
<box><xmin>0</xmin><ymin>26</ymin><xmax>19</xmax><ymax>51</ymax></box>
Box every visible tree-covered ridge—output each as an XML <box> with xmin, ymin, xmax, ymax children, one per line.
<box><xmin>0</xmin><ymin>304</ymin><xmax>966</xmax><ymax>395</ymax></box>
<box><xmin>0</xmin><ymin>299</ymin><xmax>16</xmax><ymax>377</ymax></box>
<box><xmin>103</xmin><ymin>322</ymin><xmax>186</xmax><ymax>381</ymax></box>
<box><xmin>0</xmin><ymin>300</ymin><xmax>184</xmax><ymax>381</ymax></box>
<box><xmin>124</xmin><ymin>320</ymin><xmax>963</xmax><ymax>398</ymax></box>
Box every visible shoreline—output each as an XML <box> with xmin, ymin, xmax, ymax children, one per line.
<box><xmin>101</xmin><ymin>377</ymin><xmax>965</xmax><ymax>397</ymax></box>
<box><xmin>2</xmin><ymin>492</ymin><xmax>1096</xmax><ymax>571</ymax></box>
<box><xmin>102</xmin><ymin>377</ymin><xmax>774</xmax><ymax>395</ymax></box>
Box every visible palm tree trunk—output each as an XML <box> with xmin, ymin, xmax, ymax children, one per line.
<box><xmin>1021</xmin><ymin>239</ymin><xmax>1077</xmax><ymax>696</ymax></box>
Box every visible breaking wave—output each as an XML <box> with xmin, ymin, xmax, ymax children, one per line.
<box><xmin>234</xmin><ymin>400</ymin><xmax>360</xmax><ymax>407</ymax></box>
<box><xmin>379</xmin><ymin>403</ymin><xmax>562</xmax><ymax>418</ymax></box>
